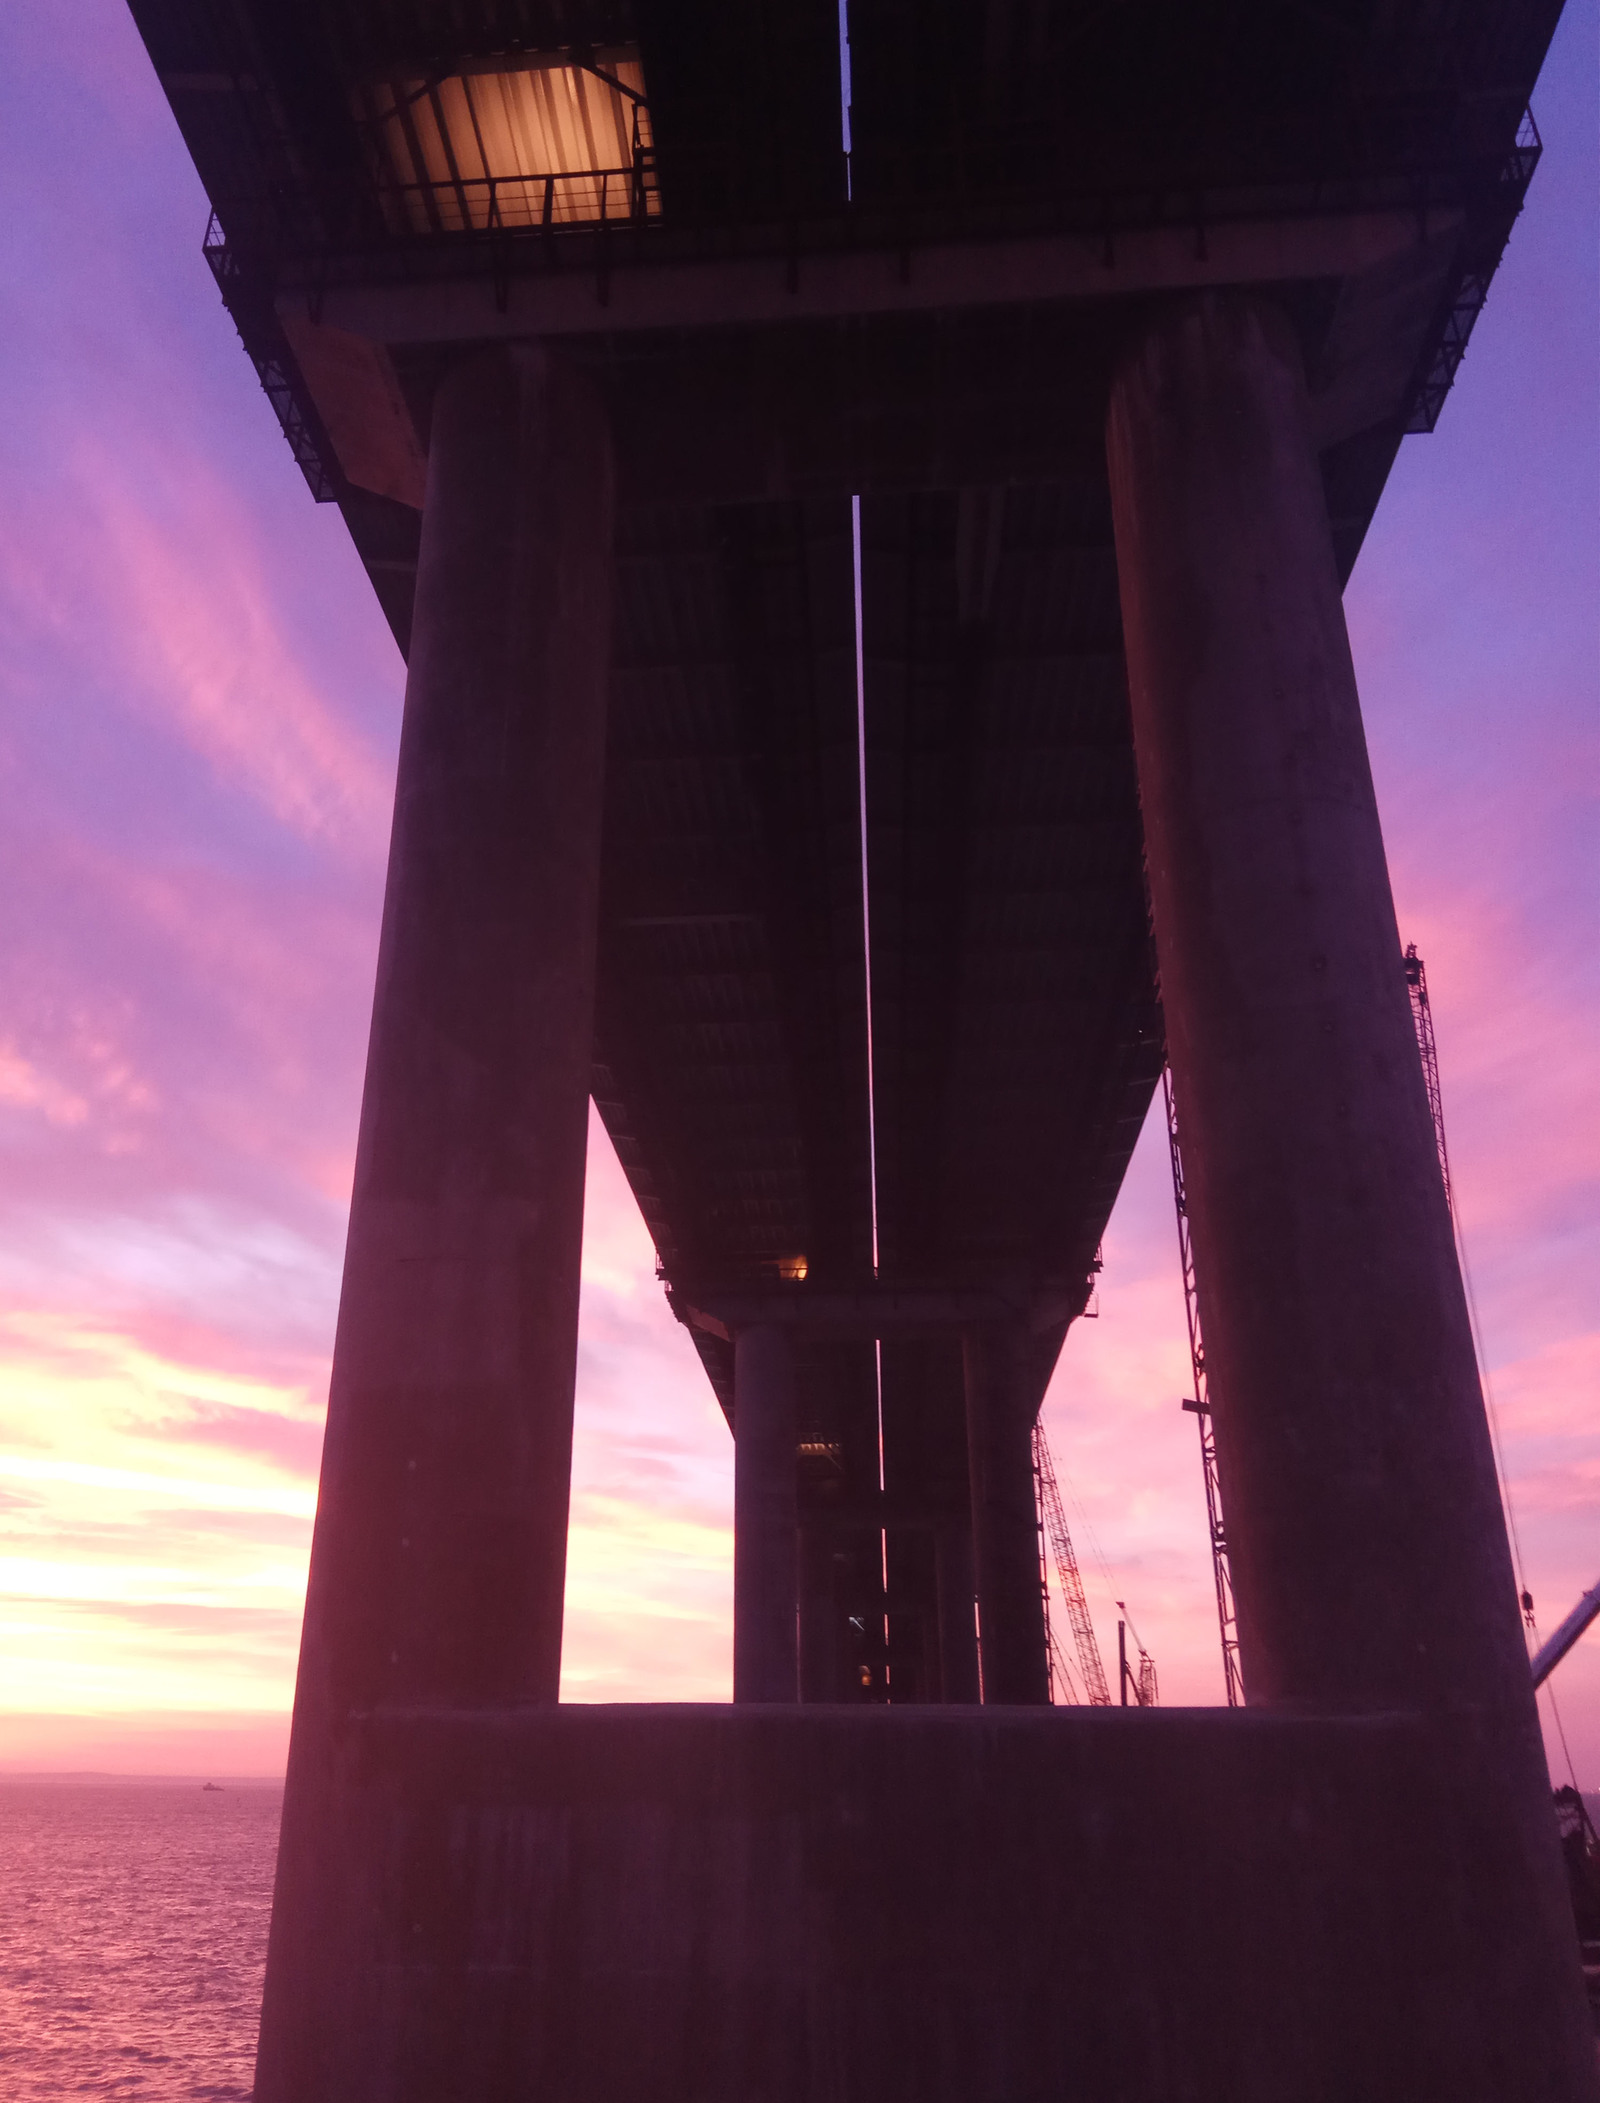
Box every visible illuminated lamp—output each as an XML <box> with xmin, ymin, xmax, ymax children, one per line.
<box><xmin>356</xmin><ymin>52</ymin><xmax>658</xmax><ymax>233</ymax></box>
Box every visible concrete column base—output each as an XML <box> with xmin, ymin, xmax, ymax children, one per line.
<box><xmin>251</xmin><ymin>1704</ymin><xmax>1580</xmax><ymax>2103</ymax></box>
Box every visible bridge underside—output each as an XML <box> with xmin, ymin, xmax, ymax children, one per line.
<box><xmin>588</xmin><ymin>455</ymin><xmax>1163</xmax><ymax>1696</ymax></box>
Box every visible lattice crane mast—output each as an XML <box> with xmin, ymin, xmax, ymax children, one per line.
<box><xmin>1405</xmin><ymin>943</ymin><xmax>1553</xmax><ymax>1670</ymax></box>
<box><xmin>1163</xmin><ymin>1067</ymin><xmax>1247</xmax><ymax>1708</ymax></box>
<box><xmin>1166</xmin><ymin>945</ymin><xmax>1481</xmax><ymax>1709</ymax></box>
<box><xmin>1032</xmin><ymin>1422</ymin><xmax>1112</xmax><ymax>1706</ymax></box>
<box><xmin>1404</xmin><ymin>944</ymin><xmax>1455</xmax><ymax>1211</ymax></box>
<box><xmin>1117</xmin><ymin>1604</ymin><xmax>1160</xmax><ymax>1707</ymax></box>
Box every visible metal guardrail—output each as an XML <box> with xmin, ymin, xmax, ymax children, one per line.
<box><xmin>203</xmin><ymin>212</ymin><xmax>338</xmax><ymax>503</ymax></box>
<box><xmin>376</xmin><ymin>162</ymin><xmax>660</xmax><ymax>237</ymax></box>
<box><xmin>1404</xmin><ymin>108</ymin><xmax>1541</xmax><ymax>435</ymax></box>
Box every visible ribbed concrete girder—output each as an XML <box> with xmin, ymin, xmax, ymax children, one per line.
<box><xmin>862</xmin><ymin>477</ymin><xmax>1162</xmax><ymax>1295</ymax></box>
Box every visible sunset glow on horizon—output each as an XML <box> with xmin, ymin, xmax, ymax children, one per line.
<box><xmin>0</xmin><ymin>0</ymin><xmax>1594</xmax><ymax>1782</ymax></box>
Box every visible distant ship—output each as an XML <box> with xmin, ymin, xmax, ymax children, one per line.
<box><xmin>201</xmin><ymin>1782</ymin><xmax>224</xmax><ymax>1792</ymax></box>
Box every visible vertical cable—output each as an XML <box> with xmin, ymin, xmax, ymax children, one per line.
<box><xmin>853</xmin><ymin>494</ymin><xmax>891</xmax><ymax>1684</ymax></box>
<box><xmin>838</xmin><ymin>16</ymin><xmax>884</xmax><ymax>1686</ymax></box>
<box><xmin>1407</xmin><ymin>951</ymin><xmax>1532</xmax><ymax>1612</ymax></box>
<box><xmin>837</xmin><ymin>0</ymin><xmax>853</xmax><ymax>194</ymax></box>
<box><xmin>1408</xmin><ymin>951</ymin><xmax>1573</xmax><ymax>1786</ymax></box>
<box><xmin>853</xmin><ymin>496</ymin><xmax>879</xmax><ymax>1280</ymax></box>
<box><xmin>1545</xmin><ymin>1674</ymin><xmax>1583</xmax><ymax>1791</ymax></box>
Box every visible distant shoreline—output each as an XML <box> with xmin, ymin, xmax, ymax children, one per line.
<box><xmin>0</xmin><ymin>1769</ymin><xmax>285</xmax><ymax>1786</ymax></box>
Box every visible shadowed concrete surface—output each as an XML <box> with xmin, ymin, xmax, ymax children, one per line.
<box><xmin>259</xmin><ymin>1704</ymin><xmax>1538</xmax><ymax>2103</ymax></box>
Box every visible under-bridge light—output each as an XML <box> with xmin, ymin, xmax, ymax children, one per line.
<box><xmin>357</xmin><ymin>52</ymin><xmax>658</xmax><ymax>234</ymax></box>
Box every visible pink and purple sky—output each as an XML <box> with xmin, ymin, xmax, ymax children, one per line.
<box><xmin>0</xmin><ymin>0</ymin><xmax>1594</xmax><ymax>1780</ymax></box>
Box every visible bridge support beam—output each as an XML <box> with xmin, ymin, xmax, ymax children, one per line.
<box><xmin>1107</xmin><ymin>293</ymin><xmax>1594</xmax><ymax>2088</ymax></box>
<box><xmin>963</xmin><ymin>1325</ymin><xmax>1049</xmax><ymax>1703</ymax></box>
<box><xmin>734</xmin><ymin>1324</ymin><xmax>800</xmax><ymax>1701</ymax></box>
<box><xmin>256</xmin><ymin>343</ymin><xmax>615</xmax><ymax>2098</ymax></box>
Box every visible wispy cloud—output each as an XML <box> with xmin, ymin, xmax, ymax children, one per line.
<box><xmin>0</xmin><ymin>443</ymin><xmax>393</xmax><ymax>855</ymax></box>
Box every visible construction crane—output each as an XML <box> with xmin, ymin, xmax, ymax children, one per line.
<box><xmin>1116</xmin><ymin>1603</ymin><xmax>1160</xmax><ymax>1707</ymax></box>
<box><xmin>1162</xmin><ymin>1067</ymin><xmax>1246</xmax><ymax>1707</ymax></box>
<box><xmin>1032</xmin><ymin>1422</ymin><xmax>1112</xmax><ymax>1705</ymax></box>
<box><xmin>1404</xmin><ymin>944</ymin><xmax>1591</xmax><ymax>1699</ymax></box>
<box><xmin>1404</xmin><ymin>944</ymin><xmax>1456</xmax><ymax>1211</ymax></box>
<box><xmin>1162</xmin><ymin>946</ymin><xmax>1548</xmax><ymax>1712</ymax></box>
<box><xmin>1532</xmin><ymin>1580</ymin><xmax>1600</xmax><ymax>1688</ymax></box>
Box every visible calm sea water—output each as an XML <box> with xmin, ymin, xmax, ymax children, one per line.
<box><xmin>0</xmin><ymin>1779</ymin><xmax>281</xmax><ymax>2100</ymax></box>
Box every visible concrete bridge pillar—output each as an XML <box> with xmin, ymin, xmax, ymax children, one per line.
<box><xmin>934</xmin><ymin>1520</ymin><xmax>981</xmax><ymax>1703</ymax></box>
<box><xmin>1106</xmin><ymin>293</ymin><xmax>1593</xmax><ymax>2086</ymax></box>
<box><xmin>798</xmin><ymin>1517</ymin><xmax>842</xmax><ymax>1701</ymax></box>
<box><xmin>733</xmin><ymin>1323</ymin><xmax>800</xmax><ymax>1700</ymax></box>
<box><xmin>259</xmin><ymin>344</ymin><xmax>614</xmax><ymax>2061</ymax></box>
<box><xmin>963</xmin><ymin>1324</ymin><xmax>1049</xmax><ymax>1703</ymax></box>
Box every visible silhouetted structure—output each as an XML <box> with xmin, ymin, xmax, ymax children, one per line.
<box><xmin>127</xmin><ymin>3</ymin><xmax>1594</xmax><ymax>2095</ymax></box>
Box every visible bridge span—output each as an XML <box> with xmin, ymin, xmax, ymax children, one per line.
<box><xmin>128</xmin><ymin>2</ymin><xmax>1594</xmax><ymax>2095</ymax></box>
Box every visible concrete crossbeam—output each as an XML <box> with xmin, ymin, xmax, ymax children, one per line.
<box><xmin>296</xmin><ymin>209</ymin><xmax>1454</xmax><ymax>348</ymax></box>
<box><xmin>679</xmin><ymin>1284</ymin><xmax>1086</xmax><ymax>1343</ymax></box>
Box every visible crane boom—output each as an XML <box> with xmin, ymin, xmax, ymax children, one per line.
<box><xmin>1531</xmin><ymin>1579</ymin><xmax>1600</xmax><ymax>1688</ymax></box>
<box><xmin>1032</xmin><ymin>1423</ymin><xmax>1112</xmax><ymax>1706</ymax></box>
